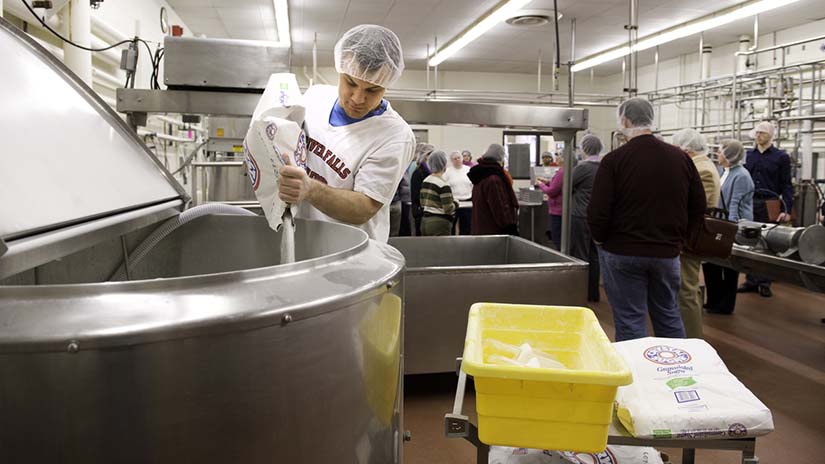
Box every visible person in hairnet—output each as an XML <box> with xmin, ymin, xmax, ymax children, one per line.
<box><xmin>703</xmin><ymin>140</ymin><xmax>754</xmax><ymax>315</ymax></box>
<box><xmin>569</xmin><ymin>134</ymin><xmax>604</xmax><ymax>302</ymax></box>
<box><xmin>469</xmin><ymin>144</ymin><xmax>519</xmax><ymax>236</ymax></box>
<box><xmin>278</xmin><ymin>25</ymin><xmax>415</xmax><ymax>242</ymax></box>
<box><xmin>410</xmin><ymin>143</ymin><xmax>436</xmax><ymax>236</ymax></box>
<box><xmin>587</xmin><ymin>98</ymin><xmax>706</xmax><ymax>342</ymax></box>
<box><xmin>671</xmin><ymin>128</ymin><xmax>721</xmax><ymax>339</ymax></box>
<box><xmin>738</xmin><ymin>121</ymin><xmax>792</xmax><ymax>297</ymax></box>
<box><xmin>420</xmin><ymin>151</ymin><xmax>458</xmax><ymax>236</ymax></box>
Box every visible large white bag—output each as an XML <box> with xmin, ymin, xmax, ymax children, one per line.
<box><xmin>243</xmin><ymin>73</ymin><xmax>307</xmax><ymax>233</ymax></box>
<box><xmin>613</xmin><ymin>337</ymin><xmax>774</xmax><ymax>440</ymax></box>
<box><xmin>489</xmin><ymin>445</ymin><xmax>664</xmax><ymax>464</ymax></box>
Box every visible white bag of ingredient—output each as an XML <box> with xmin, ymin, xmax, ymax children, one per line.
<box><xmin>243</xmin><ymin>73</ymin><xmax>308</xmax><ymax>234</ymax></box>
<box><xmin>489</xmin><ymin>445</ymin><xmax>663</xmax><ymax>464</ymax></box>
<box><xmin>613</xmin><ymin>337</ymin><xmax>774</xmax><ymax>440</ymax></box>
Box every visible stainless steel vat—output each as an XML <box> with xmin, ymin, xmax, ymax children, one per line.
<box><xmin>0</xmin><ymin>215</ymin><xmax>405</xmax><ymax>463</ymax></box>
<box><xmin>388</xmin><ymin>236</ymin><xmax>588</xmax><ymax>374</ymax></box>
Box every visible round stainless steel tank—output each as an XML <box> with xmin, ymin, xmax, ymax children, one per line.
<box><xmin>0</xmin><ymin>215</ymin><xmax>405</xmax><ymax>464</ymax></box>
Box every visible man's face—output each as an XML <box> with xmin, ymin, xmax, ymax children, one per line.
<box><xmin>450</xmin><ymin>154</ymin><xmax>463</xmax><ymax>169</ymax></box>
<box><xmin>755</xmin><ymin>130</ymin><xmax>772</xmax><ymax>146</ymax></box>
<box><xmin>338</xmin><ymin>74</ymin><xmax>386</xmax><ymax>119</ymax></box>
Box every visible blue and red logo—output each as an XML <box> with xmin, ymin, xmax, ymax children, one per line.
<box><xmin>643</xmin><ymin>345</ymin><xmax>692</xmax><ymax>365</ymax></box>
<box><xmin>265</xmin><ymin>122</ymin><xmax>278</xmax><ymax>140</ymax></box>
<box><xmin>244</xmin><ymin>144</ymin><xmax>261</xmax><ymax>191</ymax></box>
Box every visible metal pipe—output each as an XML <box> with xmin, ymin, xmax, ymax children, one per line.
<box><xmin>560</xmin><ymin>19</ymin><xmax>576</xmax><ymax>256</ymax></box>
<box><xmin>537</xmin><ymin>49</ymin><xmax>542</xmax><ymax>93</ymax></box>
<box><xmin>749</xmin><ymin>15</ymin><xmax>759</xmax><ymax>51</ymax></box>
<box><xmin>569</xmin><ymin>18</ymin><xmax>575</xmax><ymax>106</ymax></box>
<box><xmin>64</xmin><ymin>0</ymin><xmax>92</xmax><ymax>85</ymax></box>
<box><xmin>434</xmin><ymin>35</ymin><xmax>438</xmax><ymax>95</ymax></box>
<box><xmin>426</xmin><ymin>43</ymin><xmax>430</xmax><ymax>90</ymax></box>
<box><xmin>737</xmin><ymin>33</ymin><xmax>825</xmax><ymax>57</ymax></box>
<box><xmin>312</xmin><ymin>33</ymin><xmax>317</xmax><ymax>86</ymax></box>
<box><xmin>732</xmin><ymin>54</ymin><xmax>739</xmax><ymax>137</ymax></box>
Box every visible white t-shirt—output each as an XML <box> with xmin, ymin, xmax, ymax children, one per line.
<box><xmin>443</xmin><ymin>165</ymin><xmax>473</xmax><ymax>201</ymax></box>
<box><xmin>295</xmin><ymin>85</ymin><xmax>415</xmax><ymax>242</ymax></box>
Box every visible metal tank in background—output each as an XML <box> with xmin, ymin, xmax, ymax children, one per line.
<box><xmin>0</xmin><ymin>17</ymin><xmax>405</xmax><ymax>464</ymax></box>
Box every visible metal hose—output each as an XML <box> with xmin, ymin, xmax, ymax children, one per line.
<box><xmin>108</xmin><ymin>203</ymin><xmax>257</xmax><ymax>281</ymax></box>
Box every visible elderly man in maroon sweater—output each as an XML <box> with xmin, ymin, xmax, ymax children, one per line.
<box><xmin>587</xmin><ymin>98</ymin><xmax>706</xmax><ymax>342</ymax></box>
<box><xmin>468</xmin><ymin>144</ymin><xmax>520</xmax><ymax>236</ymax></box>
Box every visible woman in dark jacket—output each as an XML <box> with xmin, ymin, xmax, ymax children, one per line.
<box><xmin>468</xmin><ymin>144</ymin><xmax>519</xmax><ymax>236</ymax></box>
<box><xmin>410</xmin><ymin>143</ymin><xmax>435</xmax><ymax>236</ymax></box>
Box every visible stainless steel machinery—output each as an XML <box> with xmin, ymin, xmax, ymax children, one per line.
<box><xmin>0</xmin><ymin>17</ymin><xmax>405</xmax><ymax>464</ymax></box>
<box><xmin>388</xmin><ymin>236</ymin><xmax>588</xmax><ymax>374</ymax></box>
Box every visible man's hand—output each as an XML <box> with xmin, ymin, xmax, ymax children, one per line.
<box><xmin>279</xmin><ymin>166</ymin><xmax>315</xmax><ymax>204</ymax></box>
<box><xmin>776</xmin><ymin>212</ymin><xmax>791</xmax><ymax>223</ymax></box>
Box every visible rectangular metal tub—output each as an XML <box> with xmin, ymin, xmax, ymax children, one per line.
<box><xmin>388</xmin><ymin>235</ymin><xmax>588</xmax><ymax>374</ymax></box>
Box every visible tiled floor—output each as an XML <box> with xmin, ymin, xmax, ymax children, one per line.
<box><xmin>403</xmin><ymin>281</ymin><xmax>825</xmax><ymax>463</ymax></box>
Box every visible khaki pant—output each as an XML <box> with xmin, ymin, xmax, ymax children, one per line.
<box><xmin>678</xmin><ymin>254</ymin><xmax>704</xmax><ymax>339</ymax></box>
<box><xmin>421</xmin><ymin>216</ymin><xmax>452</xmax><ymax>236</ymax></box>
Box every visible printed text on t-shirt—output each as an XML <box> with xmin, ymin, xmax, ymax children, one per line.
<box><xmin>307</xmin><ymin>136</ymin><xmax>352</xmax><ymax>180</ymax></box>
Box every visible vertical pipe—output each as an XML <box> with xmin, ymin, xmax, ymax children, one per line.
<box><xmin>552</xmin><ymin>42</ymin><xmax>558</xmax><ymax>91</ymax></box>
<box><xmin>64</xmin><ymin>0</ymin><xmax>92</xmax><ymax>85</ymax></box>
<box><xmin>569</xmin><ymin>18</ymin><xmax>575</xmax><ymax>106</ymax></box>
<box><xmin>537</xmin><ymin>49</ymin><xmax>542</xmax><ymax>93</ymax></box>
<box><xmin>749</xmin><ymin>15</ymin><xmax>759</xmax><ymax>51</ymax></box>
<box><xmin>698</xmin><ymin>33</ymin><xmax>704</xmax><ymax>82</ymax></box>
<box><xmin>655</xmin><ymin>46</ymin><xmax>661</xmax><ymax>129</ymax></box>
<box><xmin>732</xmin><ymin>54</ymin><xmax>739</xmax><ymax>137</ymax></box>
<box><xmin>434</xmin><ymin>35</ymin><xmax>438</xmax><ymax>95</ymax></box>
<box><xmin>1</xmin><ymin>0</ymin><xmax>4</xmax><ymax>18</ymax></box>
<box><xmin>561</xmin><ymin>18</ymin><xmax>576</xmax><ymax>256</ymax></box>
<box><xmin>426</xmin><ymin>43</ymin><xmax>430</xmax><ymax>91</ymax></box>
<box><xmin>737</xmin><ymin>35</ymin><xmax>751</xmax><ymax>74</ymax></box>
<box><xmin>312</xmin><ymin>33</ymin><xmax>317</xmax><ymax>85</ymax></box>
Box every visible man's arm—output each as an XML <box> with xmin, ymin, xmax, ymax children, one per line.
<box><xmin>279</xmin><ymin>166</ymin><xmax>382</xmax><ymax>225</ymax></box>
<box><xmin>587</xmin><ymin>160</ymin><xmax>614</xmax><ymax>244</ymax></box>
<box><xmin>686</xmin><ymin>164</ymin><xmax>708</xmax><ymax>235</ymax></box>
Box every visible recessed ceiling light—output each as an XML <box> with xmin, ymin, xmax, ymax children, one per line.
<box><xmin>505</xmin><ymin>9</ymin><xmax>563</xmax><ymax>28</ymax></box>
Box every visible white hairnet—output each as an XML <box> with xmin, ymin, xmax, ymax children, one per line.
<box><xmin>720</xmin><ymin>139</ymin><xmax>746</xmax><ymax>166</ymax></box>
<box><xmin>617</xmin><ymin>97</ymin><xmax>655</xmax><ymax>134</ymax></box>
<box><xmin>428</xmin><ymin>150</ymin><xmax>448</xmax><ymax>173</ymax></box>
<box><xmin>482</xmin><ymin>144</ymin><xmax>505</xmax><ymax>162</ymax></box>
<box><xmin>581</xmin><ymin>134</ymin><xmax>603</xmax><ymax>156</ymax></box>
<box><xmin>672</xmin><ymin>128</ymin><xmax>707</xmax><ymax>155</ymax></box>
<box><xmin>749</xmin><ymin>121</ymin><xmax>775</xmax><ymax>139</ymax></box>
<box><xmin>449</xmin><ymin>150</ymin><xmax>462</xmax><ymax>160</ymax></box>
<box><xmin>415</xmin><ymin>143</ymin><xmax>435</xmax><ymax>166</ymax></box>
<box><xmin>334</xmin><ymin>25</ymin><xmax>404</xmax><ymax>88</ymax></box>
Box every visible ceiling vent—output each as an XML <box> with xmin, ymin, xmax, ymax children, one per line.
<box><xmin>505</xmin><ymin>9</ymin><xmax>562</xmax><ymax>27</ymax></box>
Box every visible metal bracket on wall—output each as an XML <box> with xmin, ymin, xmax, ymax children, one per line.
<box><xmin>0</xmin><ymin>238</ymin><xmax>7</xmax><ymax>258</ymax></box>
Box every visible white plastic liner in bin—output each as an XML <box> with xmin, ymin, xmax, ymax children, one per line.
<box><xmin>613</xmin><ymin>337</ymin><xmax>774</xmax><ymax>440</ymax></box>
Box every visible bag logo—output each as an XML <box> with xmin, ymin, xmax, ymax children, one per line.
<box><xmin>265</xmin><ymin>122</ymin><xmax>278</xmax><ymax>140</ymax></box>
<box><xmin>728</xmin><ymin>423</ymin><xmax>748</xmax><ymax>437</ymax></box>
<box><xmin>643</xmin><ymin>345</ymin><xmax>692</xmax><ymax>365</ymax></box>
<box><xmin>243</xmin><ymin>143</ymin><xmax>261</xmax><ymax>191</ymax></box>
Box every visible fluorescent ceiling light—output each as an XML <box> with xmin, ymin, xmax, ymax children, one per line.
<box><xmin>428</xmin><ymin>0</ymin><xmax>533</xmax><ymax>67</ymax></box>
<box><xmin>273</xmin><ymin>0</ymin><xmax>291</xmax><ymax>47</ymax></box>
<box><xmin>572</xmin><ymin>0</ymin><xmax>801</xmax><ymax>72</ymax></box>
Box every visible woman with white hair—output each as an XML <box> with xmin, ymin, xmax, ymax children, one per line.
<box><xmin>444</xmin><ymin>150</ymin><xmax>474</xmax><ymax>234</ymax></box>
<box><xmin>671</xmin><ymin>128</ymin><xmax>721</xmax><ymax>339</ymax></box>
<box><xmin>419</xmin><ymin>151</ymin><xmax>457</xmax><ymax>236</ymax></box>
<box><xmin>703</xmin><ymin>139</ymin><xmax>755</xmax><ymax>315</ymax></box>
<box><xmin>278</xmin><ymin>25</ymin><xmax>416</xmax><ymax>242</ymax></box>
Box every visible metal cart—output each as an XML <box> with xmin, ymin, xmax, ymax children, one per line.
<box><xmin>444</xmin><ymin>359</ymin><xmax>760</xmax><ymax>464</ymax></box>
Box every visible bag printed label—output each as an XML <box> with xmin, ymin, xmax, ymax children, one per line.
<box><xmin>614</xmin><ymin>337</ymin><xmax>774</xmax><ymax>440</ymax></box>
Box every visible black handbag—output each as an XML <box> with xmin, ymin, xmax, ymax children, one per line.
<box><xmin>685</xmin><ymin>178</ymin><xmax>738</xmax><ymax>259</ymax></box>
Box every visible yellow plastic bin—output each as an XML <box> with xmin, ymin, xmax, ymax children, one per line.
<box><xmin>462</xmin><ymin>303</ymin><xmax>632</xmax><ymax>453</ymax></box>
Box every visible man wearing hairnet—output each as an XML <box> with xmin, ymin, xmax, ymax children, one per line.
<box><xmin>278</xmin><ymin>25</ymin><xmax>416</xmax><ymax>242</ymax></box>
<box><xmin>671</xmin><ymin>129</ymin><xmax>720</xmax><ymax>338</ymax></box>
<box><xmin>738</xmin><ymin>121</ymin><xmax>792</xmax><ymax>297</ymax></box>
<box><xmin>588</xmin><ymin>98</ymin><xmax>706</xmax><ymax>342</ymax></box>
